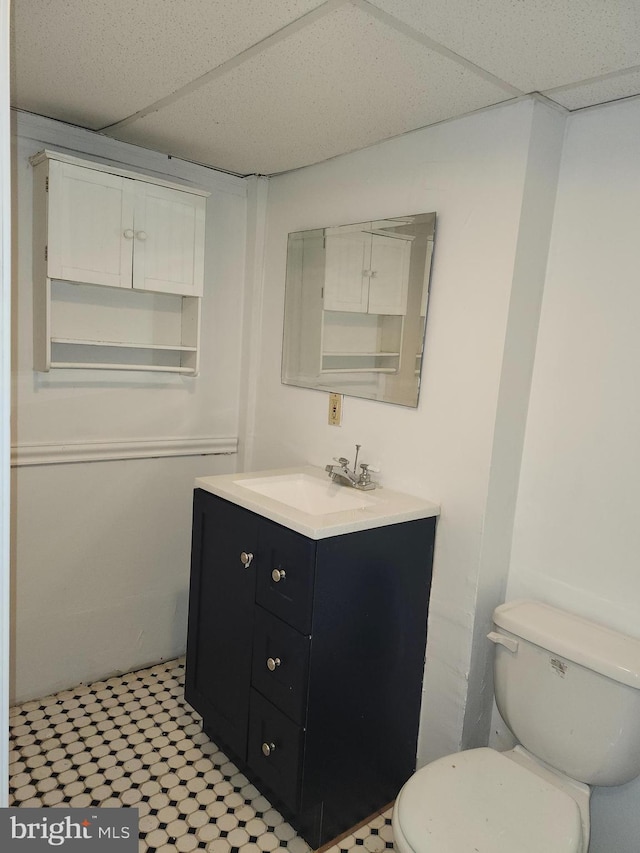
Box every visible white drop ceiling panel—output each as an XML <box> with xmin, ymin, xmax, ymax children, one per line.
<box><xmin>370</xmin><ymin>0</ymin><xmax>640</xmax><ymax>92</ymax></box>
<box><xmin>11</xmin><ymin>0</ymin><xmax>640</xmax><ymax>175</ymax></box>
<box><xmin>11</xmin><ymin>0</ymin><xmax>325</xmax><ymax>129</ymax></box>
<box><xmin>544</xmin><ymin>69</ymin><xmax>640</xmax><ymax>111</ymax></box>
<box><xmin>108</xmin><ymin>3</ymin><xmax>513</xmax><ymax>175</ymax></box>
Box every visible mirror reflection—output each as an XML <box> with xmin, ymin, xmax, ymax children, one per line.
<box><xmin>282</xmin><ymin>212</ymin><xmax>436</xmax><ymax>407</ymax></box>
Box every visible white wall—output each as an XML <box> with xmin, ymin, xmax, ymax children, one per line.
<box><xmin>507</xmin><ymin>96</ymin><xmax>640</xmax><ymax>853</ymax></box>
<box><xmin>11</xmin><ymin>113</ymin><xmax>246</xmax><ymax>702</ymax></box>
<box><xmin>242</xmin><ymin>96</ymin><xmax>565</xmax><ymax>763</ymax></box>
<box><xmin>1</xmin><ymin>0</ymin><xmax>11</xmax><ymax>807</ymax></box>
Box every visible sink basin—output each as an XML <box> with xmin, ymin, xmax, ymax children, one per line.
<box><xmin>236</xmin><ymin>472</ymin><xmax>378</xmax><ymax>516</ymax></box>
<box><xmin>197</xmin><ymin>465</ymin><xmax>439</xmax><ymax>539</ymax></box>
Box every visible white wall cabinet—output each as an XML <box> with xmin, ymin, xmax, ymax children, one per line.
<box><xmin>321</xmin><ymin>227</ymin><xmax>411</xmax><ymax>376</ymax></box>
<box><xmin>31</xmin><ymin>150</ymin><xmax>209</xmax><ymax>374</ymax></box>
<box><xmin>323</xmin><ymin>228</ymin><xmax>411</xmax><ymax>315</ymax></box>
<box><xmin>321</xmin><ymin>228</ymin><xmax>410</xmax><ymax>376</ymax></box>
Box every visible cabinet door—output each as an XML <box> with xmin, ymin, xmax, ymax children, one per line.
<box><xmin>132</xmin><ymin>183</ymin><xmax>205</xmax><ymax>297</ymax></box>
<box><xmin>323</xmin><ymin>231</ymin><xmax>369</xmax><ymax>313</ymax></box>
<box><xmin>367</xmin><ymin>234</ymin><xmax>411</xmax><ymax>315</ymax></box>
<box><xmin>47</xmin><ymin>161</ymin><xmax>134</xmax><ymax>289</ymax></box>
<box><xmin>185</xmin><ymin>492</ymin><xmax>258</xmax><ymax>759</ymax></box>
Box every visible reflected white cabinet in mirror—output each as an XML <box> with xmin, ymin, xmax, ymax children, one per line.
<box><xmin>282</xmin><ymin>213</ymin><xmax>436</xmax><ymax>407</ymax></box>
<box><xmin>30</xmin><ymin>150</ymin><xmax>208</xmax><ymax>374</ymax></box>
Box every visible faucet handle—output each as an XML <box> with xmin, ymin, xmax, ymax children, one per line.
<box><xmin>333</xmin><ymin>456</ymin><xmax>350</xmax><ymax>466</ymax></box>
<box><xmin>361</xmin><ymin>463</ymin><xmax>380</xmax><ymax>473</ymax></box>
<box><xmin>355</xmin><ymin>462</ymin><xmax>378</xmax><ymax>490</ymax></box>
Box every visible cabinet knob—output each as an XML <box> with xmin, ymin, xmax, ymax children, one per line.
<box><xmin>123</xmin><ymin>229</ymin><xmax>134</xmax><ymax>239</ymax></box>
<box><xmin>266</xmin><ymin>657</ymin><xmax>281</xmax><ymax>671</ymax></box>
<box><xmin>262</xmin><ymin>742</ymin><xmax>276</xmax><ymax>757</ymax></box>
<box><xmin>271</xmin><ymin>568</ymin><xmax>286</xmax><ymax>583</ymax></box>
<box><xmin>240</xmin><ymin>551</ymin><xmax>254</xmax><ymax>568</ymax></box>
<box><xmin>136</xmin><ymin>230</ymin><xmax>148</xmax><ymax>241</ymax></box>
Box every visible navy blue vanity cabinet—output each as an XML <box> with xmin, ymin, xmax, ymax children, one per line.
<box><xmin>185</xmin><ymin>492</ymin><xmax>259</xmax><ymax>759</ymax></box>
<box><xmin>185</xmin><ymin>488</ymin><xmax>436</xmax><ymax>848</ymax></box>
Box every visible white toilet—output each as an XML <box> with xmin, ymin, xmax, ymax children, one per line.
<box><xmin>393</xmin><ymin>599</ymin><xmax>640</xmax><ymax>853</ymax></box>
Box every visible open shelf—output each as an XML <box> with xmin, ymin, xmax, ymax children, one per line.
<box><xmin>49</xmin><ymin>338</ymin><xmax>199</xmax><ymax>373</ymax></box>
<box><xmin>321</xmin><ymin>351</ymin><xmax>400</xmax><ymax>373</ymax></box>
<box><xmin>321</xmin><ymin>367</ymin><xmax>398</xmax><ymax>374</ymax></box>
<box><xmin>49</xmin><ymin>362</ymin><xmax>196</xmax><ymax>373</ymax></box>
<box><xmin>50</xmin><ymin>337</ymin><xmax>198</xmax><ymax>352</ymax></box>
<box><xmin>320</xmin><ymin>311</ymin><xmax>404</xmax><ymax>376</ymax></box>
<box><xmin>322</xmin><ymin>351</ymin><xmax>400</xmax><ymax>357</ymax></box>
<box><xmin>36</xmin><ymin>279</ymin><xmax>201</xmax><ymax>374</ymax></box>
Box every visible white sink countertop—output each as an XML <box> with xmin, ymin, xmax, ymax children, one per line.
<box><xmin>194</xmin><ymin>465</ymin><xmax>439</xmax><ymax>539</ymax></box>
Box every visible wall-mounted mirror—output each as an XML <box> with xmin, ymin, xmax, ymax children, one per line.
<box><xmin>282</xmin><ymin>212</ymin><xmax>436</xmax><ymax>407</ymax></box>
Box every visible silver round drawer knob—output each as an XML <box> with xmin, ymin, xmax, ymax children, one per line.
<box><xmin>266</xmin><ymin>657</ymin><xmax>281</xmax><ymax>672</ymax></box>
<box><xmin>262</xmin><ymin>742</ymin><xmax>276</xmax><ymax>757</ymax></box>
<box><xmin>240</xmin><ymin>551</ymin><xmax>254</xmax><ymax>568</ymax></box>
<box><xmin>271</xmin><ymin>568</ymin><xmax>286</xmax><ymax>583</ymax></box>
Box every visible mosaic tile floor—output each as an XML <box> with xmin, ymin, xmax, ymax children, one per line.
<box><xmin>9</xmin><ymin>659</ymin><xmax>395</xmax><ymax>853</ymax></box>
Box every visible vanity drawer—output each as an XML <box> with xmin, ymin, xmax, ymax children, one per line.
<box><xmin>252</xmin><ymin>607</ymin><xmax>310</xmax><ymax>725</ymax></box>
<box><xmin>257</xmin><ymin>518</ymin><xmax>315</xmax><ymax>633</ymax></box>
<box><xmin>248</xmin><ymin>689</ymin><xmax>304</xmax><ymax>813</ymax></box>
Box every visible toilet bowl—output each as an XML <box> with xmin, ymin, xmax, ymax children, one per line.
<box><xmin>392</xmin><ymin>600</ymin><xmax>640</xmax><ymax>853</ymax></box>
<box><xmin>393</xmin><ymin>746</ymin><xmax>589</xmax><ymax>853</ymax></box>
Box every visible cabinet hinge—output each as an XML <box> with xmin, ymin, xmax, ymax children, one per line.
<box><xmin>44</xmin><ymin>246</ymin><xmax>48</xmax><ymax>262</ymax></box>
<box><xmin>45</xmin><ymin>176</ymin><xmax>49</xmax><ymax>193</ymax></box>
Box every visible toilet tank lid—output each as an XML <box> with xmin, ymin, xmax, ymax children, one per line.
<box><xmin>493</xmin><ymin>600</ymin><xmax>640</xmax><ymax>689</ymax></box>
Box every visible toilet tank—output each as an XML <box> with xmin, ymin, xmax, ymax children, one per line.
<box><xmin>491</xmin><ymin>599</ymin><xmax>640</xmax><ymax>786</ymax></box>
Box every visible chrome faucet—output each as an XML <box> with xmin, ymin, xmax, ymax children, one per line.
<box><xmin>325</xmin><ymin>444</ymin><xmax>377</xmax><ymax>490</ymax></box>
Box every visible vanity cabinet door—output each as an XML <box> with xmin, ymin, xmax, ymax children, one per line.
<box><xmin>185</xmin><ymin>491</ymin><xmax>259</xmax><ymax>759</ymax></box>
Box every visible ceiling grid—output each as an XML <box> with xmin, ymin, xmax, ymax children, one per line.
<box><xmin>11</xmin><ymin>0</ymin><xmax>640</xmax><ymax>174</ymax></box>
